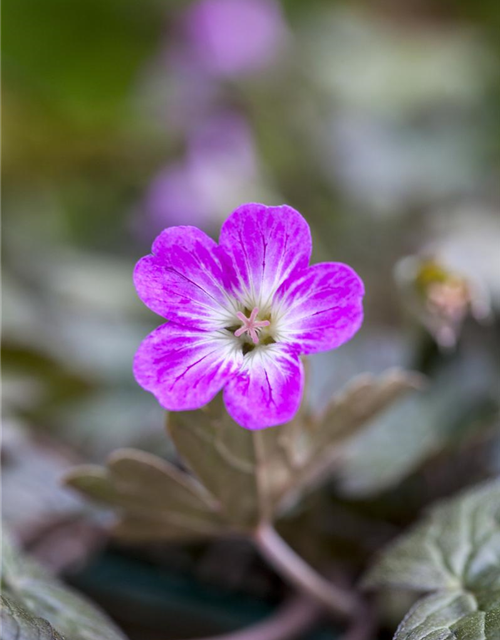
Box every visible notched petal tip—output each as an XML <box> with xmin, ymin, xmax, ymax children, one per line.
<box><xmin>218</xmin><ymin>202</ymin><xmax>313</xmax><ymax>305</ymax></box>
<box><xmin>150</xmin><ymin>225</ymin><xmax>216</xmax><ymax>256</ymax></box>
<box><xmin>276</xmin><ymin>261</ymin><xmax>365</xmax><ymax>355</ymax></box>
<box><xmin>133</xmin><ymin>225</ymin><xmax>230</xmax><ymax>328</ymax></box>
<box><xmin>223</xmin><ymin>345</ymin><xmax>304</xmax><ymax>430</ymax></box>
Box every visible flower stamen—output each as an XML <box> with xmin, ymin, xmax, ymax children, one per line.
<box><xmin>234</xmin><ymin>307</ymin><xmax>270</xmax><ymax>345</ymax></box>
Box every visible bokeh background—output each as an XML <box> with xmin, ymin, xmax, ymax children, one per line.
<box><xmin>3</xmin><ymin>0</ymin><xmax>500</xmax><ymax>638</ymax></box>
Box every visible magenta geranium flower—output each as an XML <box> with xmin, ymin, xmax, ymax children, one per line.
<box><xmin>133</xmin><ymin>204</ymin><xmax>364</xmax><ymax>429</ymax></box>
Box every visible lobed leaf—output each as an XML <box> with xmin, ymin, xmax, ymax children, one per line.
<box><xmin>168</xmin><ymin>394</ymin><xmax>300</xmax><ymax>528</ymax></box>
<box><xmin>314</xmin><ymin>369</ymin><xmax>424</xmax><ymax>450</ymax></box>
<box><xmin>66</xmin><ymin>370</ymin><xmax>422</xmax><ymax>537</ymax></box>
<box><xmin>168</xmin><ymin>372</ymin><xmax>421</xmax><ymax>527</ymax></box>
<box><xmin>337</xmin><ymin>352</ymin><xmax>497</xmax><ymax>498</ymax></box>
<box><xmin>395</xmin><ymin>590</ymin><xmax>500</xmax><ymax>640</ymax></box>
<box><xmin>1</xmin><ymin>533</ymin><xmax>126</xmax><ymax>640</ymax></box>
<box><xmin>365</xmin><ymin>479</ymin><xmax>500</xmax><ymax>640</ymax></box>
<box><xmin>300</xmin><ymin>369</ymin><xmax>423</xmax><ymax>490</ymax></box>
<box><xmin>365</xmin><ymin>479</ymin><xmax>500</xmax><ymax>592</ymax></box>
<box><xmin>64</xmin><ymin>448</ymin><xmax>225</xmax><ymax>541</ymax></box>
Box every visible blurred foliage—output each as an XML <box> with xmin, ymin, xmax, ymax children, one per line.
<box><xmin>3</xmin><ymin>0</ymin><xmax>167</xmax><ymax>125</ymax></box>
<box><xmin>1</xmin><ymin>531</ymin><xmax>127</xmax><ymax>640</ymax></box>
<box><xmin>2</xmin><ymin>419</ymin><xmax>83</xmax><ymax>542</ymax></box>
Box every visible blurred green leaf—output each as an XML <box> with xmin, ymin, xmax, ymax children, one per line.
<box><xmin>3</xmin><ymin>0</ymin><xmax>162</xmax><ymax>128</ymax></box>
<box><xmin>315</xmin><ymin>369</ymin><xmax>424</xmax><ymax>447</ymax></box>
<box><xmin>302</xmin><ymin>6</ymin><xmax>493</xmax><ymax>117</ymax></box>
<box><xmin>303</xmin><ymin>369</ymin><xmax>423</xmax><ymax>487</ymax></box>
<box><xmin>337</xmin><ymin>350</ymin><xmax>498</xmax><ymax>497</ymax></box>
<box><xmin>1</xmin><ymin>420</ymin><xmax>82</xmax><ymax>540</ymax></box>
<box><xmin>65</xmin><ymin>448</ymin><xmax>225</xmax><ymax>541</ymax></box>
<box><xmin>335</xmin><ymin>393</ymin><xmax>439</xmax><ymax>498</ymax></box>
<box><xmin>1</xmin><ymin>532</ymin><xmax>127</xmax><ymax>640</ymax></box>
<box><xmin>365</xmin><ymin>479</ymin><xmax>500</xmax><ymax>640</ymax></box>
<box><xmin>2</xmin><ymin>343</ymin><xmax>93</xmax><ymax>417</ymax></box>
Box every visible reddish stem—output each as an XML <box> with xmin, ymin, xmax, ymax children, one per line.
<box><xmin>253</xmin><ymin>522</ymin><xmax>360</xmax><ymax>620</ymax></box>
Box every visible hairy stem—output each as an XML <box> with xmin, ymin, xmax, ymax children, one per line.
<box><xmin>254</xmin><ymin>522</ymin><xmax>360</xmax><ymax>620</ymax></box>
<box><xmin>197</xmin><ymin>594</ymin><xmax>321</xmax><ymax>640</ymax></box>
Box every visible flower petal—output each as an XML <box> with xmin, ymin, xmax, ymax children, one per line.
<box><xmin>223</xmin><ymin>344</ymin><xmax>304</xmax><ymax>429</ymax></box>
<box><xmin>134</xmin><ymin>323</ymin><xmax>242</xmax><ymax>411</ymax></box>
<box><xmin>134</xmin><ymin>226</ymin><xmax>234</xmax><ymax>329</ymax></box>
<box><xmin>275</xmin><ymin>262</ymin><xmax>364</xmax><ymax>354</ymax></box>
<box><xmin>218</xmin><ymin>203</ymin><xmax>312</xmax><ymax>309</ymax></box>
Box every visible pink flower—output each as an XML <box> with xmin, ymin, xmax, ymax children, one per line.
<box><xmin>133</xmin><ymin>204</ymin><xmax>364</xmax><ymax>429</ymax></box>
<box><xmin>142</xmin><ymin>112</ymin><xmax>259</xmax><ymax>234</ymax></box>
<box><xmin>182</xmin><ymin>0</ymin><xmax>287</xmax><ymax>78</ymax></box>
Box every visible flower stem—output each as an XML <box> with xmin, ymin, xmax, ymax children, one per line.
<box><xmin>196</xmin><ymin>594</ymin><xmax>320</xmax><ymax>640</ymax></box>
<box><xmin>254</xmin><ymin>522</ymin><xmax>360</xmax><ymax>620</ymax></box>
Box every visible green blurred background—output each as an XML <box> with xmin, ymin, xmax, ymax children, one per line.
<box><xmin>3</xmin><ymin>0</ymin><xmax>500</xmax><ymax>638</ymax></box>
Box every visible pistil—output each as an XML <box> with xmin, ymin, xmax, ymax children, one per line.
<box><xmin>234</xmin><ymin>307</ymin><xmax>270</xmax><ymax>345</ymax></box>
